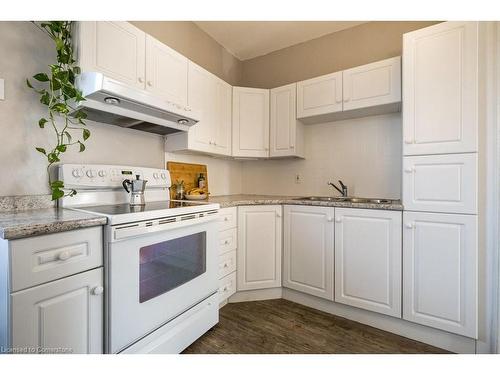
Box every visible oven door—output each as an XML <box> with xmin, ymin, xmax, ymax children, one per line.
<box><xmin>107</xmin><ymin>216</ymin><xmax>218</xmax><ymax>353</ymax></box>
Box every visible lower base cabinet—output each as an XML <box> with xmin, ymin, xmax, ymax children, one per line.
<box><xmin>403</xmin><ymin>211</ymin><xmax>477</xmax><ymax>338</ymax></box>
<box><xmin>334</xmin><ymin>208</ymin><xmax>402</xmax><ymax>317</ymax></box>
<box><xmin>11</xmin><ymin>267</ymin><xmax>104</xmax><ymax>354</ymax></box>
<box><xmin>237</xmin><ymin>205</ymin><xmax>282</xmax><ymax>291</ymax></box>
<box><xmin>283</xmin><ymin>205</ymin><xmax>335</xmax><ymax>300</ymax></box>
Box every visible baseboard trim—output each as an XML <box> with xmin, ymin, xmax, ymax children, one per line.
<box><xmin>228</xmin><ymin>288</ymin><xmax>283</xmax><ymax>303</ymax></box>
<box><xmin>281</xmin><ymin>288</ymin><xmax>476</xmax><ymax>354</ymax></box>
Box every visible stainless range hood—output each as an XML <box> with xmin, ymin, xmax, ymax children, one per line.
<box><xmin>72</xmin><ymin>72</ymin><xmax>199</xmax><ymax>135</ymax></box>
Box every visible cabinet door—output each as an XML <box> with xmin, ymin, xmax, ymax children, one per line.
<box><xmin>403</xmin><ymin>153</ymin><xmax>477</xmax><ymax>214</ymax></box>
<box><xmin>11</xmin><ymin>268</ymin><xmax>104</xmax><ymax>354</ymax></box>
<box><xmin>343</xmin><ymin>56</ymin><xmax>401</xmax><ymax>111</ymax></box>
<box><xmin>145</xmin><ymin>35</ymin><xmax>188</xmax><ymax>106</ymax></box>
<box><xmin>335</xmin><ymin>208</ymin><xmax>402</xmax><ymax>317</ymax></box>
<box><xmin>187</xmin><ymin>62</ymin><xmax>217</xmax><ymax>153</ymax></box>
<box><xmin>77</xmin><ymin>21</ymin><xmax>146</xmax><ymax>89</ymax></box>
<box><xmin>283</xmin><ymin>205</ymin><xmax>334</xmax><ymax>300</ymax></box>
<box><xmin>270</xmin><ymin>83</ymin><xmax>303</xmax><ymax>158</ymax></box>
<box><xmin>403</xmin><ymin>212</ymin><xmax>477</xmax><ymax>338</ymax></box>
<box><xmin>213</xmin><ymin>79</ymin><xmax>232</xmax><ymax>156</ymax></box>
<box><xmin>403</xmin><ymin>22</ymin><xmax>478</xmax><ymax>155</ymax></box>
<box><xmin>237</xmin><ymin>206</ymin><xmax>282</xmax><ymax>290</ymax></box>
<box><xmin>297</xmin><ymin>71</ymin><xmax>343</xmax><ymax>119</ymax></box>
<box><xmin>232</xmin><ymin>87</ymin><xmax>270</xmax><ymax>158</ymax></box>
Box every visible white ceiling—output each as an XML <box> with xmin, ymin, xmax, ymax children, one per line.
<box><xmin>194</xmin><ymin>21</ymin><xmax>367</xmax><ymax>61</ymax></box>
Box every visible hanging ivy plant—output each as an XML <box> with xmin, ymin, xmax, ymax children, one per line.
<box><xmin>27</xmin><ymin>21</ymin><xmax>89</xmax><ymax>200</ymax></box>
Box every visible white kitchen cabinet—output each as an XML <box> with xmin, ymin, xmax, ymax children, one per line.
<box><xmin>232</xmin><ymin>87</ymin><xmax>270</xmax><ymax>158</ymax></box>
<box><xmin>237</xmin><ymin>206</ymin><xmax>282</xmax><ymax>290</ymax></box>
<box><xmin>403</xmin><ymin>211</ymin><xmax>477</xmax><ymax>338</ymax></box>
<box><xmin>270</xmin><ymin>83</ymin><xmax>304</xmax><ymax>158</ymax></box>
<box><xmin>165</xmin><ymin>62</ymin><xmax>232</xmax><ymax>156</ymax></box>
<box><xmin>403</xmin><ymin>153</ymin><xmax>477</xmax><ymax>214</ymax></box>
<box><xmin>342</xmin><ymin>56</ymin><xmax>401</xmax><ymax>111</ymax></box>
<box><xmin>296</xmin><ymin>71</ymin><xmax>343</xmax><ymax>122</ymax></box>
<box><xmin>11</xmin><ymin>268</ymin><xmax>104</xmax><ymax>354</ymax></box>
<box><xmin>403</xmin><ymin>22</ymin><xmax>478</xmax><ymax>155</ymax></box>
<box><xmin>145</xmin><ymin>34</ymin><xmax>188</xmax><ymax>106</ymax></box>
<box><xmin>283</xmin><ymin>205</ymin><xmax>334</xmax><ymax>300</ymax></box>
<box><xmin>77</xmin><ymin>21</ymin><xmax>146</xmax><ymax>90</ymax></box>
<box><xmin>335</xmin><ymin>208</ymin><xmax>402</xmax><ymax>318</ymax></box>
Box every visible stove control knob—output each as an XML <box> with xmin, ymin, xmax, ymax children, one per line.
<box><xmin>98</xmin><ymin>170</ymin><xmax>107</xmax><ymax>177</ymax></box>
<box><xmin>153</xmin><ymin>173</ymin><xmax>159</xmax><ymax>179</ymax></box>
<box><xmin>161</xmin><ymin>173</ymin><xmax>166</xmax><ymax>179</ymax></box>
<box><xmin>86</xmin><ymin>169</ymin><xmax>96</xmax><ymax>178</ymax></box>
<box><xmin>72</xmin><ymin>169</ymin><xmax>82</xmax><ymax>178</ymax></box>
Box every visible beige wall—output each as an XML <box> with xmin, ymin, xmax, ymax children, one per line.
<box><xmin>240</xmin><ymin>21</ymin><xmax>439</xmax><ymax>88</ymax></box>
<box><xmin>242</xmin><ymin>113</ymin><xmax>402</xmax><ymax>199</ymax></box>
<box><xmin>132</xmin><ymin>21</ymin><xmax>243</xmax><ymax>86</ymax></box>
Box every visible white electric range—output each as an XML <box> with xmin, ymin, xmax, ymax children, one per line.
<box><xmin>59</xmin><ymin>164</ymin><xmax>220</xmax><ymax>354</ymax></box>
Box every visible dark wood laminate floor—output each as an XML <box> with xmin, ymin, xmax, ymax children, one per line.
<box><xmin>183</xmin><ymin>299</ymin><xmax>450</xmax><ymax>354</ymax></box>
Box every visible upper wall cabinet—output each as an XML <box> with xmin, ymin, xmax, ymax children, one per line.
<box><xmin>270</xmin><ymin>83</ymin><xmax>304</xmax><ymax>158</ymax></box>
<box><xmin>77</xmin><ymin>21</ymin><xmax>146</xmax><ymax>90</ymax></box>
<box><xmin>297</xmin><ymin>71</ymin><xmax>343</xmax><ymax>123</ymax></box>
<box><xmin>76</xmin><ymin>22</ymin><xmax>188</xmax><ymax>107</ymax></box>
<box><xmin>145</xmin><ymin>35</ymin><xmax>188</xmax><ymax>106</ymax></box>
<box><xmin>342</xmin><ymin>56</ymin><xmax>401</xmax><ymax>112</ymax></box>
<box><xmin>232</xmin><ymin>87</ymin><xmax>270</xmax><ymax>158</ymax></box>
<box><xmin>403</xmin><ymin>22</ymin><xmax>478</xmax><ymax>155</ymax></box>
<box><xmin>165</xmin><ymin>62</ymin><xmax>232</xmax><ymax>156</ymax></box>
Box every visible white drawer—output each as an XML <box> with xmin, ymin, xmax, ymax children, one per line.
<box><xmin>10</xmin><ymin>227</ymin><xmax>103</xmax><ymax>292</ymax></box>
<box><xmin>403</xmin><ymin>153</ymin><xmax>477</xmax><ymax>214</ymax></box>
<box><xmin>219</xmin><ymin>228</ymin><xmax>237</xmax><ymax>255</ymax></box>
<box><xmin>219</xmin><ymin>250</ymin><xmax>236</xmax><ymax>279</ymax></box>
<box><xmin>218</xmin><ymin>207</ymin><xmax>237</xmax><ymax>231</ymax></box>
<box><xmin>218</xmin><ymin>271</ymin><xmax>236</xmax><ymax>303</ymax></box>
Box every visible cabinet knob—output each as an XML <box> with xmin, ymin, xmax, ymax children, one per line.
<box><xmin>224</xmin><ymin>240</ymin><xmax>229</xmax><ymax>245</ymax></box>
<box><xmin>224</xmin><ymin>217</ymin><xmax>229</xmax><ymax>221</ymax></box>
<box><xmin>58</xmin><ymin>251</ymin><xmax>71</xmax><ymax>261</ymax></box>
<box><xmin>405</xmin><ymin>223</ymin><xmax>414</xmax><ymax>229</ymax></box>
<box><xmin>138</xmin><ymin>77</ymin><xmax>144</xmax><ymax>83</ymax></box>
<box><xmin>404</xmin><ymin>168</ymin><xmax>414</xmax><ymax>173</ymax></box>
<box><xmin>223</xmin><ymin>263</ymin><xmax>228</xmax><ymax>268</ymax></box>
<box><xmin>335</xmin><ymin>217</ymin><xmax>342</xmax><ymax>223</ymax></box>
<box><xmin>290</xmin><ymin>145</ymin><xmax>295</xmax><ymax>149</ymax></box>
<box><xmin>404</xmin><ymin>139</ymin><xmax>414</xmax><ymax>144</ymax></box>
<box><xmin>92</xmin><ymin>286</ymin><xmax>104</xmax><ymax>296</ymax></box>
<box><xmin>147</xmin><ymin>81</ymin><xmax>153</xmax><ymax>87</ymax></box>
<box><xmin>327</xmin><ymin>217</ymin><xmax>333</xmax><ymax>222</ymax></box>
<box><xmin>276</xmin><ymin>212</ymin><xmax>282</xmax><ymax>218</ymax></box>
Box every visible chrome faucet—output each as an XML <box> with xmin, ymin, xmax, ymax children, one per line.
<box><xmin>328</xmin><ymin>180</ymin><xmax>348</xmax><ymax>197</ymax></box>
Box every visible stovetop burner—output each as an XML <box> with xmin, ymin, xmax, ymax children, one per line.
<box><xmin>79</xmin><ymin>200</ymin><xmax>209</xmax><ymax>216</ymax></box>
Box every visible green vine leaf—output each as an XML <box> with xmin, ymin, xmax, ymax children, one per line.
<box><xmin>83</xmin><ymin>128</ymin><xmax>90</xmax><ymax>141</ymax></box>
<box><xmin>38</xmin><ymin>118</ymin><xmax>47</xmax><ymax>128</ymax></box>
<box><xmin>56</xmin><ymin>144</ymin><xmax>67</xmax><ymax>152</ymax></box>
<box><xmin>78</xmin><ymin>141</ymin><xmax>85</xmax><ymax>152</ymax></box>
<box><xmin>35</xmin><ymin>147</ymin><xmax>46</xmax><ymax>155</ymax></box>
<box><xmin>51</xmin><ymin>188</ymin><xmax>65</xmax><ymax>200</ymax></box>
<box><xmin>33</xmin><ymin>73</ymin><xmax>49</xmax><ymax>82</ymax></box>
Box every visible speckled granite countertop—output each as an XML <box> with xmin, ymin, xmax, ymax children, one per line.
<box><xmin>207</xmin><ymin>195</ymin><xmax>403</xmax><ymax>211</ymax></box>
<box><xmin>0</xmin><ymin>208</ymin><xmax>107</xmax><ymax>240</ymax></box>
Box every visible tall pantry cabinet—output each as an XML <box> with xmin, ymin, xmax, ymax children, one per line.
<box><xmin>402</xmin><ymin>21</ymin><xmax>480</xmax><ymax>338</ymax></box>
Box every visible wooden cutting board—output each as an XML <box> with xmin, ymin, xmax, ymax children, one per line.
<box><xmin>166</xmin><ymin>161</ymin><xmax>209</xmax><ymax>200</ymax></box>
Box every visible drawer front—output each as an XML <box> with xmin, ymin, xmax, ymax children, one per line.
<box><xmin>218</xmin><ymin>272</ymin><xmax>236</xmax><ymax>303</ymax></box>
<box><xmin>403</xmin><ymin>153</ymin><xmax>477</xmax><ymax>214</ymax></box>
<box><xmin>218</xmin><ymin>207</ymin><xmax>237</xmax><ymax>231</ymax></box>
<box><xmin>10</xmin><ymin>227</ymin><xmax>103</xmax><ymax>292</ymax></box>
<box><xmin>219</xmin><ymin>228</ymin><xmax>237</xmax><ymax>255</ymax></box>
<box><xmin>219</xmin><ymin>250</ymin><xmax>237</xmax><ymax>279</ymax></box>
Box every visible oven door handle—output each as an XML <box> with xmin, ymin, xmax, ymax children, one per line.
<box><xmin>112</xmin><ymin>213</ymin><xmax>218</xmax><ymax>241</ymax></box>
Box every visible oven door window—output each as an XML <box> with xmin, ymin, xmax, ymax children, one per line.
<box><xmin>139</xmin><ymin>232</ymin><xmax>206</xmax><ymax>303</ymax></box>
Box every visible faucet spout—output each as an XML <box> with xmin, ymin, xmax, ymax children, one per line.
<box><xmin>328</xmin><ymin>180</ymin><xmax>348</xmax><ymax>197</ymax></box>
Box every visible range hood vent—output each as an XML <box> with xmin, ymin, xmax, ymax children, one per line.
<box><xmin>71</xmin><ymin>72</ymin><xmax>199</xmax><ymax>135</ymax></box>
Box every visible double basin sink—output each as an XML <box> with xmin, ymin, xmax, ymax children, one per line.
<box><xmin>294</xmin><ymin>196</ymin><xmax>393</xmax><ymax>204</ymax></box>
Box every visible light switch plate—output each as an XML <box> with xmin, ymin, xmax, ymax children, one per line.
<box><xmin>0</xmin><ymin>79</ymin><xmax>4</xmax><ymax>100</ymax></box>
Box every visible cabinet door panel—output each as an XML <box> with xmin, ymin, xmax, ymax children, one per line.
<box><xmin>403</xmin><ymin>153</ymin><xmax>477</xmax><ymax>214</ymax></box>
<box><xmin>283</xmin><ymin>206</ymin><xmax>334</xmax><ymax>300</ymax></box>
<box><xmin>403</xmin><ymin>22</ymin><xmax>478</xmax><ymax>155</ymax></box>
<box><xmin>11</xmin><ymin>268</ymin><xmax>103</xmax><ymax>354</ymax></box>
<box><xmin>403</xmin><ymin>212</ymin><xmax>477</xmax><ymax>338</ymax></box>
<box><xmin>343</xmin><ymin>56</ymin><xmax>401</xmax><ymax>111</ymax></box>
<box><xmin>297</xmin><ymin>71</ymin><xmax>343</xmax><ymax>119</ymax></box>
<box><xmin>78</xmin><ymin>21</ymin><xmax>146</xmax><ymax>89</ymax></box>
<box><xmin>145</xmin><ymin>35</ymin><xmax>188</xmax><ymax>106</ymax></box>
<box><xmin>335</xmin><ymin>208</ymin><xmax>402</xmax><ymax>317</ymax></box>
<box><xmin>232</xmin><ymin>87</ymin><xmax>270</xmax><ymax>158</ymax></box>
<box><xmin>237</xmin><ymin>206</ymin><xmax>281</xmax><ymax>290</ymax></box>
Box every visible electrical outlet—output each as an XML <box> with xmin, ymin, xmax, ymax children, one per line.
<box><xmin>0</xmin><ymin>79</ymin><xmax>4</xmax><ymax>101</ymax></box>
<box><xmin>295</xmin><ymin>174</ymin><xmax>302</xmax><ymax>184</ymax></box>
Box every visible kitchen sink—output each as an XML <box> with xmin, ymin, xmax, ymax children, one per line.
<box><xmin>294</xmin><ymin>196</ymin><xmax>393</xmax><ymax>204</ymax></box>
